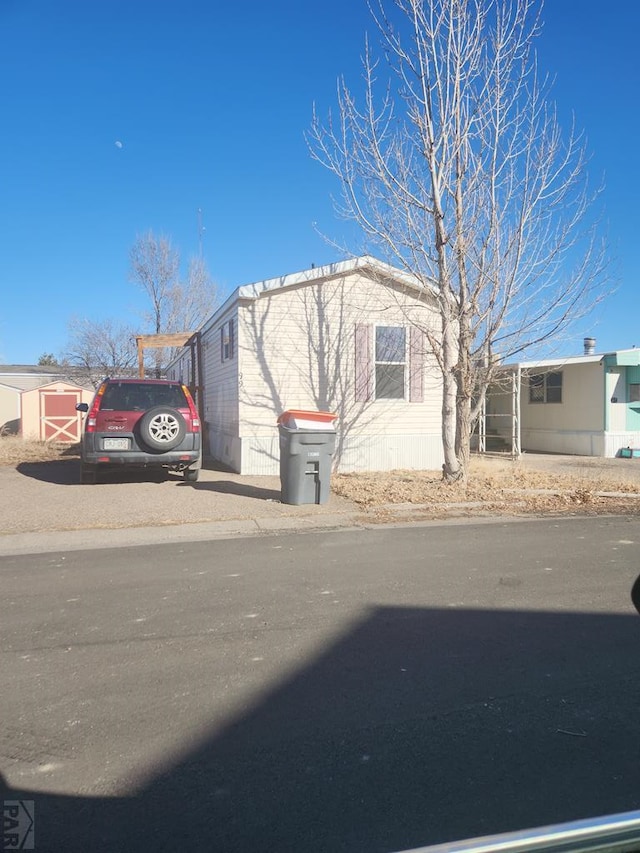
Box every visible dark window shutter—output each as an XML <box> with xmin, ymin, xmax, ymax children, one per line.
<box><xmin>355</xmin><ymin>324</ymin><xmax>372</xmax><ymax>402</ymax></box>
<box><xmin>409</xmin><ymin>327</ymin><xmax>425</xmax><ymax>403</ymax></box>
<box><xmin>230</xmin><ymin>319</ymin><xmax>235</xmax><ymax>359</ymax></box>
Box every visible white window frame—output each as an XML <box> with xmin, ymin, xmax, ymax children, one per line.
<box><xmin>374</xmin><ymin>325</ymin><xmax>407</xmax><ymax>400</ymax></box>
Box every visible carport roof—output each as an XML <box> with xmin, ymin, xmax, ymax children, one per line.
<box><xmin>498</xmin><ymin>347</ymin><xmax>640</xmax><ymax>372</ymax></box>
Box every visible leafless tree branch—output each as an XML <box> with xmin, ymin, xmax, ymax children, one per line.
<box><xmin>308</xmin><ymin>0</ymin><xmax>611</xmax><ymax>480</ymax></box>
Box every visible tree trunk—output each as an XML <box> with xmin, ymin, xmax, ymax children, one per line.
<box><xmin>455</xmin><ymin>393</ymin><xmax>471</xmax><ymax>479</ymax></box>
<box><xmin>441</xmin><ymin>316</ymin><xmax>462</xmax><ymax>482</ymax></box>
<box><xmin>454</xmin><ymin>313</ymin><xmax>474</xmax><ymax>480</ymax></box>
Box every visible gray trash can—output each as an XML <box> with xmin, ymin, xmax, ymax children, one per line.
<box><xmin>279</xmin><ymin>425</ymin><xmax>336</xmax><ymax>505</ymax></box>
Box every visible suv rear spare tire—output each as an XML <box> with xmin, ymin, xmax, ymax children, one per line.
<box><xmin>138</xmin><ymin>407</ymin><xmax>186</xmax><ymax>452</ymax></box>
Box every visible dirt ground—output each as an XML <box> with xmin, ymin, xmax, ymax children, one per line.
<box><xmin>2</xmin><ymin>437</ymin><xmax>640</xmax><ymax>527</ymax></box>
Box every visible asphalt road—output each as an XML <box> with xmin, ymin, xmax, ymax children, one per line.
<box><xmin>2</xmin><ymin>517</ymin><xmax>640</xmax><ymax>852</ymax></box>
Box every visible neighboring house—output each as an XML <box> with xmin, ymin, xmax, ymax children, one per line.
<box><xmin>484</xmin><ymin>340</ymin><xmax>640</xmax><ymax>458</ymax></box>
<box><xmin>167</xmin><ymin>256</ymin><xmax>444</xmax><ymax>475</ymax></box>
<box><xmin>0</xmin><ymin>381</ymin><xmax>22</xmax><ymax>434</ymax></box>
<box><xmin>0</xmin><ymin>366</ymin><xmax>94</xmax><ymax>441</ymax></box>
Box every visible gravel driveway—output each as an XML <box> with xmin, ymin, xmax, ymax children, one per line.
<box><xmin>3</xmin><ymin>452</ymin><xmax>640</xmax><ymax>539</ymax></box>
<box><xmin>0</xmin><ymin>459</ymin><xmax>357</xmax><ymax>536</ymax></box>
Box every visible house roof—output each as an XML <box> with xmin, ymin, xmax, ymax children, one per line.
<box><xmin>0</xmin><ymin>364</ymin><xmax>68</xmax><ymax>376</ymax></box>
<box><xmin>237</xmin><ymin>255</ymin><xmax>437</xmax><ymax>299</ymax></box>
<box><xmin>199</xmin><ymin>255</ymin><xmax>438</xmax><ymax>338</ymax></box>
<box><xmin>501</xmin><ymin>347</ymin><xmax>640</xmax><ymax>372</ymax></box>
<box><xmin>0</xmin><ymin>365</ymin><xmax>95</xmax><ymax>392</ymax></box>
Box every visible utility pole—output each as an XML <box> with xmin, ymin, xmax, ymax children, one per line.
<box><xmin>197</xmin><ymin>208</ymin><xmax>205</xmax><ymax>258</ymax></box>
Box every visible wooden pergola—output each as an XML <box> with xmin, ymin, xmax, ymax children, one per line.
<box><xmin>135</xmin><ymin>332</ymin><xmax>204</xmax><ymax>424</ymax></box>
<box><xmin>135</xmin><ymin>333</ymin><xmax>194</xmax><ymax>377</ymax></box>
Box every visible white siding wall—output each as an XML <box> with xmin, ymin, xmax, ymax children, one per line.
<box><xmin>235</xmin><ymin>272</ymin><xmax>443</xmax><ymax>474</ymax></box>
<box><xmin>518</xmin><ymin>362</ymin><xmax>605</xmax><ymax>456</ymax></box>
<box><xmin>166</xmin><ymin>351</ymin><xmax>193</xmax><ymax>384</ymax></box>
<box><xmin>200</xmin><ymin>310</ymin><xmax>240</xmax><ymax>471</ymax></box>
<box><xmin>606</xmin><ymin>368</ymin><xmax>627</xmax><ymax>432</ymax></box>
<box><xmin>521</xmin><ymin>362</ymin><xmax>603</xmax><ymax>432</ymax></box>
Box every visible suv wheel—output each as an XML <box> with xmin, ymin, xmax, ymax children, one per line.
<box><xmin>138</xmin><ymin>407</ymin><xmax>186</xmax><ymax>452</ymax></box>
<box><xmin>184</xmin><ymin>467</ymin><xmax>199</xmax><ymax>482</ymax></box>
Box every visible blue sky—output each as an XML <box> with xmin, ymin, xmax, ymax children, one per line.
<box><xmin>1</xmin><ymin>0</ymin><xmax>639</xmax><ymax>365</ymax></box>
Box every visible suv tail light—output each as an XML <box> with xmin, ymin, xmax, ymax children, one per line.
<box><xmin>85</xmin><ymin>381</ymin><xmax>107</xmax><ymax>433</ymax></box>
<box><xmin>182</xmin><ymin>385</ymin><xmax>201</xmax><ymax>432</ymax></box>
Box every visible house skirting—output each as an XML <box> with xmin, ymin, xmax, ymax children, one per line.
<box><xmin>208</xmin><ymin>428</ymin><xmax>444</xmax><ymax>475</ymax></box>
<box><xmin>518</xmin><ymin>428</ymin><xmax>640</xmax><ymax>458</ymax></box>
<box><xmin>207</xmin><ymin>427</ymin><xmax>242</xmax><ymax>472</ymax></box>
<box><xmin>520</xmin><ymin>428</ymin><xmax>605</xmax><ymax>457</ymax></box>
<box><xmin>604</xmin><ymin>432</ymin><xmax>640</xmax><ymax>458</ymax></box>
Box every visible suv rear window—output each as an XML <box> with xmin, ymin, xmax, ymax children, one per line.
<box><xmin>100</xmin><ymin>382</ymin><xmax>188</xmax><ymax>411</ymax></box>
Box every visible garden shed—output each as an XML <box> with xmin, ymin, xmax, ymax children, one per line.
<box><xmin>0</xmin><ymin>381</ymin><xmax>22</xmax><ymax>435</ymax></box>
<box><xmin>20</xmin><ymin>380</ymin><xmax>94</xmax><ymax>442</ymax></box>
<box><xmin>0</xmin><ymin>366</ymin><xmax>94</xmax><ymax>441</ymax></box>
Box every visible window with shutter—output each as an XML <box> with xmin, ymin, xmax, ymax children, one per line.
<box><xmin>355</xmin><ymin>324</ymin><xmax>425</xmax><ymax>403</ymax></box>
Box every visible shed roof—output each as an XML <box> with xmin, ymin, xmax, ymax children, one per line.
<box><xmin>21</xmin><ymin>378</ymin><xmax>91</xmax><ymax>396</ymax></box>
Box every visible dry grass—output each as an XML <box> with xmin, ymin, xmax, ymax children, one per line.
<box><xmin>332</xmin><ymin>456</ymin><xmax>640</xmax><ymax>518</ymax></box>
<box><xmin>0</xmin><ymin>436</ymin><xmax>80</xmax><ymax>466</ymax></box>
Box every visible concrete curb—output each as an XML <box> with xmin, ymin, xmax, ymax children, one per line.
<box><xmin>0</xmin><ymin>513</ymin><xmax>366</xmax><ymax>556</ymax></box>
<box><xmin>1</xmin><ymin>489</ymin><xmax>638</xmax><ymax>557</ymax></box>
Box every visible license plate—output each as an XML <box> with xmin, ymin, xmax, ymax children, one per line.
<box><xmin>102</xmin><ymin>437</ymin><xmax>130</xmax><ymax>450</ymax></box>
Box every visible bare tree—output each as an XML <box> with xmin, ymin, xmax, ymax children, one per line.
<box><xmin>309</xmin><ymin>0</ymin><xmax>609</xmax><ymax>481</ymax></box>
<box><xmin>129</xmin><ymin>231</ymin><xmax>218</xmax><ymax>373</ymax></box>
<box><xmin>168</xmin><ymin>254</ymin><xmax>219</xmax><ymax>334</ymax></box>
<box><xmin>129</xmin><ymin>231</ymin><xmax>180</xmax><ymax>336</ymax></box>
<box><xmin>62</xmin><ymin>317</ymin><xmax>138</xmax><ymax>386</ymax></box>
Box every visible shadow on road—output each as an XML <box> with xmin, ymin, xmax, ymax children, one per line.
<box><xmin>2</xmin><ymin>604</ymin><xmax>640</xmax><ymax>852</ymax></box>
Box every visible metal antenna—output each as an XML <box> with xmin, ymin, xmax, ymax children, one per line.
<box><xmin>197</xmin><ymin>208</ymin><xmax>205</xmax><ymax>258</ymax></box>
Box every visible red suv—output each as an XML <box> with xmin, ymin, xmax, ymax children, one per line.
<box><xmin>76</xmin><ymin>378</ymin><xmax>202</xmax><ymax>484</ymax></box>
